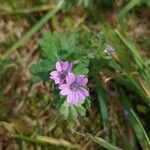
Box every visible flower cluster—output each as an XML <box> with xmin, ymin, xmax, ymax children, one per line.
<box><xmin>50</xmin><ymin>61</ymin><xmax>89</xmax><ymax>105</ymax></box>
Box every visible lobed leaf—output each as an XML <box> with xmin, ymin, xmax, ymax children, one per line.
<box><xmin>39</xmin><ymin>32</ymin><xmax>79</xmax><ymax>59</ymax></box>
<box><xmin>74</xmin><ymin>61</ymin><xmax>89</xmax><ymax>75</ymax></box>
<box><xmin>58</xmin><ymin>100</ymin><xmax>88</xmax><ymax>119</ymax></box>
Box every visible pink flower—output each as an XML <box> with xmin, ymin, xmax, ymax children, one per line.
<box><xmin>50</xmin><ymin>61</ymin><xmax>72</xmax><ymax>85</ymax></box>
<box><xmin>59</xmin><ymin>73</ymin><xmax>89</xmax><ymax>105</ymax></box>
<box><xmin>105</xmin><ymin>44</ymin><xmax>115</xmax><ymax>53</ymax></box>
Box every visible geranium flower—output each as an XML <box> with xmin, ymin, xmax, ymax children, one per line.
<box><xmin>50</xmin><ymin>61</ymin><xmax>72</xmax><ymax>85</ymax></box>
<box><xmin>59</xmin><ymin>73</ymin><xmax>89</xmax><ymax>105</ymax></box>
<box><xmin>105</xmin><ymin>44</ymin><xmax>115</xmax><ymax>53</ymax></box>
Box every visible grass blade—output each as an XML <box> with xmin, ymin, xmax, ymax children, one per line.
<box><xmin>96</xmin><ymin>77</ymin><xmax>108</xmax><ymax>128</ymax></box>
<box><xmin>118</xmin><ymin>0</ymin><xmax>141</xmax><ymax>23</ymax></box>
<box><xmin>120</xmin><ymin>90</ymin><xmax>150</xmax><ymax>149</ymax></box>
<box><xmin>11</xmin><ymin>134</ymin><xmax>81</xmax><ymax>149</ymax></box>
<box><xmin>87</xmin><ymin>134</ymin><xmax>123</xmax><ymax>150</ymax></box>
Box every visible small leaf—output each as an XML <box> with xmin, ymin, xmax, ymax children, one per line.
<box><xmin>31</xmin><ymin>75</ymin><xmax>42</xmax><ymax>84</ymax></box>
<box><xmin>76</xmin><ymin>104</ymin><xmax>86</xmax><ymax>116</ymax></box>
<box><xmin>39</xmin><ymin>32</ymin><xmax>79</xmax><ymax>59</ymax></box>
<box><xmin>57</xmin><ymin>96</ymin><xmax>89</xmax><ymax>119</ymax></box>
<box><xmin>55</xmin><ymin>93</ymin><xmax>66</xmax><ymax>108</ymax></box>
<box><xmin>74</xmin><ymin>61</ymin><xmax>89</xmax><ymax>75</ymax></box>
<box><xmin>59</xmin><ymin>101</ymin><xmax>69</xmax><ymax>118</ymax></box>
<box><xmin>39</xmin><ymin>32</ymin><xmax>60</xmax><ymax>58</ymax></box>
<box><xmin>84</xmin><ymin>98</ymin><xmax>91</xmax><ymax>109</ymax></box>
<box><xmin>29</xmin><ymin>59</ymin><xmax>54</xmax><ymax>74</ymax></box>
<box><xmin>31</xmin><ymin>72</ymin><xmax>49</xmax><ymax>84</ymax></box>
<box><xmin>69</xmin><ymin>106</ymin><xmax>78</xmax><ymax>119</ymax></box>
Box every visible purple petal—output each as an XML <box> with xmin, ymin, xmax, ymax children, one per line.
<box><xmin>79</xmin><ymin>87</ymin><xmax>89</xmax><ymax>97</ymax></box>
<box><xmin>72</xmin><ymin>92</ymin><xmax>79</xmax><ymax>104</ymax></box>
<box><xmin>106</xmin><ymin>44</ymin><xmax>115</xmax><ymax>53</ymax></box>
<box><xmin>50</xmin><ymin>71</ymin><xmax>58</xmax><ymax>77</ymax></box>
<box><xmin>62</xmin><ymin>61</ymin><xmax>72</xmax><ymax>72</ymax></box>
<box><xmin>56</xmin><ymin>62</ymin><xmax>62</xmax><ymax>71</ymax></box>
<box><xmin>67</xmin><ymin>92</ymin><xmax>79</xmax><ymax>105</ymax></box>
<box><xmin>67</xmin><ymin>63</ymin><xmax>72</xmax><ymax>72</ymax></box>
<box><xmin>54</xmin><ymin>77</ymin><xmax>60</xmax><ymax>84</ymax></box>
<box><xmin>59</xmin><ymin>84</ymin><xmax>68</xmax><ymax>90</ymax></box>
<box><xmin>67</xmin><ymin>92</ymin><xmax>73</xmax><ymax>104</ymax></box>
<box><xmin>66</xmin><ymin>73</ymin><xmax>75</xmax><ymax>85</ymax></box>
<box><xmin>77</xmin><ymin>91</ymin><xmax>86</xmax><ymax>101</ymax></box>
<box><xmin>62</xmin><ymin>61</ymin><xmax>69</xmax><ymax>71</ymax></box>
<box><xmin>60</xmin><ymin>89</ymin><xmax>69</xmax><ymax>95</ymax></box>
<box><xmin>76</xmin><ymin>75</ymin><xmax>88</xmax><ymax>86</ymax></box>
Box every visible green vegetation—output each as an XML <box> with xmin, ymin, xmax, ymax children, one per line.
<box><xmin>0</xmin><ymin>0</ymin><xmax>149</xmax><ymax>149</ymax></box>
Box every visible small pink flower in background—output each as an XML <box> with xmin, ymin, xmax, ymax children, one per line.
<box><xmin>105</xmin><ymin>44</ymin><xmax>115</xmax><ymax>53</ymax></box>
<box><xmin>59</xmin><ymin>73</ymin><xmax>89</xmax><ymax>105</ymax></box>
<box><xmin>50</xmin><ymin>61</ymin><xmax>72</xmax><ymax>85</ymax></box>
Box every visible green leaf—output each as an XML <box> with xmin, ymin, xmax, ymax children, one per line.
<box><xmin>31</xmin><ymin>75</ymin><xmax>42</xmax><ymax>84</ymax></box>
<box><xmin>74</xmin><ymin>61</ymin><xmax>89</xmax><ymax>75</ymax></box>
<box><xmin>87</xmin><ymin>134</ymin><xmax>122</xmax><ymax>150</ymax></box>
<box><xmin>39</xmin><ymin>32</ymin><xmax>79</xmax><ymax>59</ymax></box>
<box><xmin>39</xmin><ymin>32</ymin><xmax>61</xmax><ymax>58</ymax></box>
<box><xmin>59</xmin><ymin>101</ymin><xmax>69</xmax><ymax>118</ymax></box>
<box><xmin>29</xmin><ymin>59</ymin><xmax>54</xmax><ymax>74</ymax></box>
<box><xmin>76</xmin><ymin>104</ymin><xmax>86</xmax><ymax>116</ymax></box>
<box><xmin>29</xmin><ymin>59</ymin><xmax>54</xmax><ymax>84</ymax></box>
<box><xmin>69</xmin><ymin>106</ymin><xmax>78</xmax><ymax>119</ymax></box>
<box><xmin>58</xmin><ymin>98</ymin><xmax>88</xmax><ymax>119</ymax></box>
<box><xmin>55</xmin><ymin>94</ymin><xmax>66</xmax><ymax>108</ymax></box>
<box><xmin>29</xmin><ymin>32</ymin><xmax>85</xmax><ymax>85</ymax></box>
<box><xmin>31</xmin><ymin>72</ymin><xmax>49</xmax><ymax>84</ymax></box>
<box><xmin>84</xmin><ymin>98</ymin><xmax>91</xmax><ymax>109</ymax></box>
